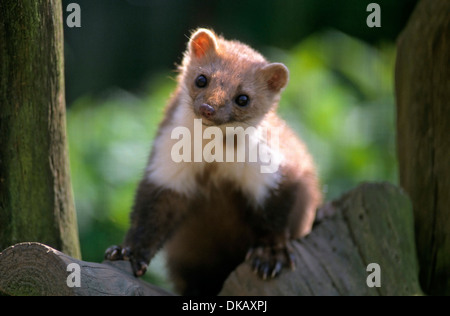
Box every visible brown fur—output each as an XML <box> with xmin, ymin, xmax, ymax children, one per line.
<box><xmin>105</xmin><ymin>29</ymin><xmax>322</xmax><ymax>295</ymax></box>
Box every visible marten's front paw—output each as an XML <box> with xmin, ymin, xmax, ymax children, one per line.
<box><xmin>104</xmin><ymin>245</ymin><xmax>148</xmax><ymax>277</ymax></box>
<box><xmin>245</xmin><ymin>242</ymin><xmax>295</xmax><ymax>280</ymax></box>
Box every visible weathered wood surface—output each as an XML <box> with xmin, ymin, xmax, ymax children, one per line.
<box><xmin>0</xmin><ymin>242</ymin><xmax>172</xmax><ymax>296</ymax></box>
<box><xmin>0</xmin><ymin>0</ymin><xmax>80</xmax><ymax>258</ymax></box>
<box><xmin>220</xmin><ymin>182</ymin><xmax>422</xmax><ymax>296</ymax></box>
<box><xmin>395</xmin><ymin>0</ymin><xmax>450</xmax><ymax>296</ymax></box>
<box><xmin>0</xmin><ymin>183</ymin><xmax>422</xmax><ymax>296</ymax></box>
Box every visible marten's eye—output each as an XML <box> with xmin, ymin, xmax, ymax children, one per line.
<box><xmin>235</xmin><ymin>95</ymin><xmax>249</xmax><ymax>107</ymax></box>
<box><xmin>195</xmin><ymin>75</ymin><xmax>208</xmax><ymax>88</ymax></box>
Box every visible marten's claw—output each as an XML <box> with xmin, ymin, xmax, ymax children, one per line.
<box><xmin>247</xmin><ymin>243</ymin><xmax>295</xmax><ymax>279</ymax></box>
<box><xmin>105</xmin><ymin>245</ymin><xmax>125</xmax><ymax>260</ymax></box>
<box><xmin>105</xmin><ymin>245</ymin><xmax>149</xmax><ymax>277</ymax></box>
<box><xmin>271</xmin><ymin>261</ymin><xmax>283</xmax><ymax>278</ymax></box>
<box><xmin>245</xmin><ymin>247</ymin><xmax>255</xmax><ymax>261</ymax></box>
<box><xmin>132</xmin><ymin>261</ymin><xmax>148</xmax><ymax>277</ymax></box>
<box><xmin>104</xmin><ymin>245</ymin><xmax>132</xmax><ymax>261</ymax></box>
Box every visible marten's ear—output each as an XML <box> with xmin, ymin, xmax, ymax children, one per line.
<box><xmin>261</xmin><ymin>63</ymin><xmax>289</xmax><ymax>92</ymax></box>
<box><xmin>189</xmin><ymin>29</ymin><xmax>218</xmax><ymax>59</ymax></box>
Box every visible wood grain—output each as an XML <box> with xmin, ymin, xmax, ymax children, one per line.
<box><xmin>0</xmin><ymin>183</ymin><xmax>423</xmax><ymax>296</ymax></box>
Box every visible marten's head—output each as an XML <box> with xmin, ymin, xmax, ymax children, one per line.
<box><xmin>179</xmin><ymin>29</ymin><xmax>289</xmax><ymax>127</ymax></box>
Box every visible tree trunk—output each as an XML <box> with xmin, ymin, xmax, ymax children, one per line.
<box><xmin>0</xmin><ymin>1</ymin><xmax>80</xmax><ymax>258</ymax></box>
<box><xmin>395</xmin><ymin>0</ymin><xmax>450</xmax><ymax>295</ymax></box>
<box><xmin>0</xmin><ymin>183</ymin><xmax>422</xmax><ymax>296</ymax></box>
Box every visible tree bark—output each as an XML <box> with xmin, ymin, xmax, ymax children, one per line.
<box><xmin>0</xmin><ymin>1</ymin><xmax>80</xmax><ymax>258</ymax></box>
<box><xmin>0</xmin><ymin>183</ymin><xmax>422</xmax><ymax>296</ymax></box>
<box><xmin>395</xmin><ymin>0</ymin><xmax>450</xmax><ymax>295</ymax></box>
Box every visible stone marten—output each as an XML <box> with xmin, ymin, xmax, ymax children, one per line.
<box><xmin>105</xmin><ymin>28</ymin><xmax>322</xmax><ymax>295</ymax></box>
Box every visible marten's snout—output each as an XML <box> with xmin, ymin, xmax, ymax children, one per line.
<box><xmin>199</xmin><ymin>103</ymin><xmax>216</xmax><ymax>119</ymax></box>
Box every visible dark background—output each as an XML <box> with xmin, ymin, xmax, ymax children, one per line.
<box><xmin>63</xmin><ymin>0</ymin><xmax>417</xmax><ymax>104</ymax></box>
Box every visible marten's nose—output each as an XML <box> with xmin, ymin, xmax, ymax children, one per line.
<box><xmin>199</xmin><ymin>103</ymin><xmax>216</xmax><ymax>119</ymax></box>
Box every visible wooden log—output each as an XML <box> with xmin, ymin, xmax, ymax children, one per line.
<box><xmin>220</xmin><ymin>182</ymin><xmax>423</xmax><ymax>296</ymax></box>
<box><xmin>0</xmin><ymin>183</ymin><xmax>423</xmax><ymax>296</ymax></box>
<box><xmin>395</xmin><ymin>0</ymin><xmax>450</xmax><ymax>295</ymax></box>
<box><xmin>0</xmin><ymin>242</ymin><xmax>172</xmax><ymax>296</ymax></box>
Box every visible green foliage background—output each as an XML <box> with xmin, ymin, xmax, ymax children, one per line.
<box><xmin>67</xmin><ymin>29</ymin><xmax>396</xmax><ymax>287</ymax></box>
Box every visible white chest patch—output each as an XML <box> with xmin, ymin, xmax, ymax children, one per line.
<box><xmin>146</xmin><ymin>94</ymin><xmax>283</xmax><ymax>206</ymax></box>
